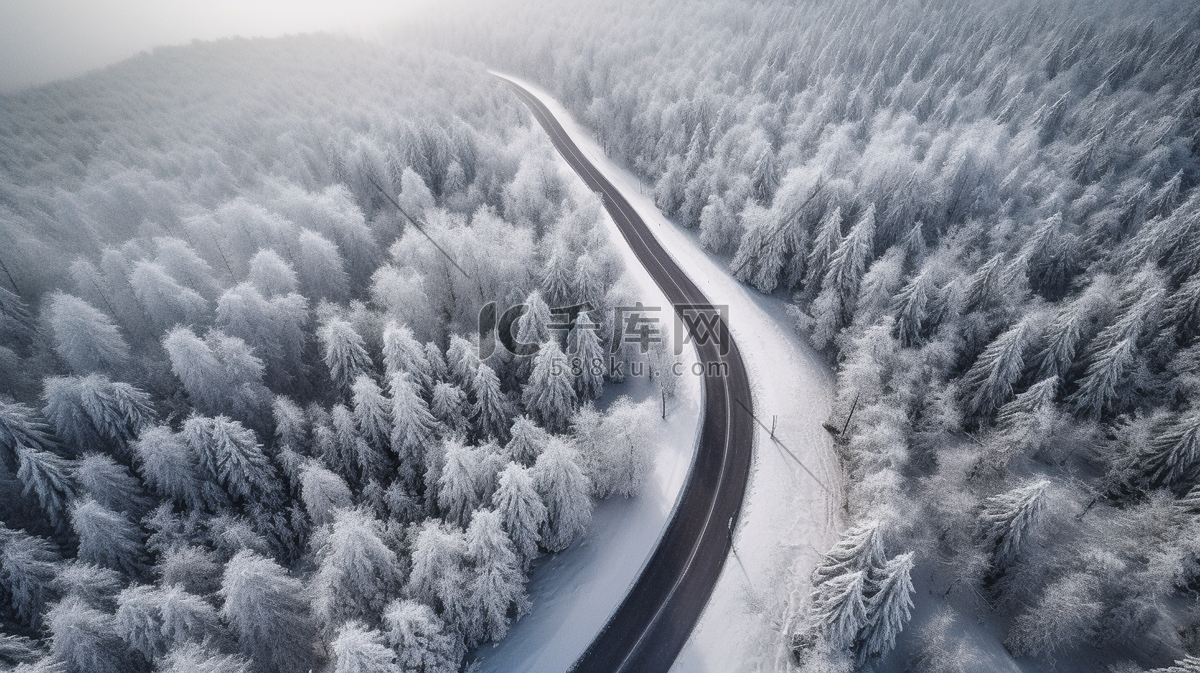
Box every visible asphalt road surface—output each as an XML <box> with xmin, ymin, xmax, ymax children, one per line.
<box><xmin>495</xmin><ymin>74</ymin><xmax>757</xmax><ymax>673</ymax></box>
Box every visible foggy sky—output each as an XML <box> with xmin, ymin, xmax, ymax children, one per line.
<box><xmin>0</xmin><ymin>0</ymin><xmax>431</xmax><ymax>92</ymax></box>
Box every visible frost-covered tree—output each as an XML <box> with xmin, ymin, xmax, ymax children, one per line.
<box><xmin>15</xmin><ymin>446</ymin><xmax>74</xmax><ymax>530</ymax></box>
<box><xmin>313</xmin><ymin>508</ymin><xmax>403</xmax><ymax>629</ymax></box>
<box><xmin>567</xmin><ymin>311</ymin><xmax>605</xmax><ymax>402</ymax></box>
<box><xmin>1133</xmin><ymin>409</ymin><xmax>1200</xmax><ymax>494</ymax></box>
<box><xmin>601</xmin><ymin>397</ymin><xmax>655</xmax><ymax>498</ymax></box>
<box><xmin>71</xmin><ymin>497</ymin><xmax>145</xmax><ymax>576</ymax></box>
<box><xmin>431</xmin><ymin>382</ymin><xmax>469</xmax><ymax>436</ymax></box>
<box><xmin>522</xmin><ymin>340</ymin><xmax>576</xmax><ymax>432</ymax></box>
<box><xmin>532</xmin><ymin>438</ymin><xmax>592</xmax><ymax>552</ymax></box>
<box><xmin>471</xmin><ymin>364</ymin><xmax>510</xmax><ymax>443</ymax></box>
<box><xmin>465</xmin><ymin>509</ymin><xmax>529</xmax><ymax>643</ymax></box>
<box><xmin>979</xmin><ymin>479</ymin><xmax>1050</xmax><ymax>578</ymax></box>
<box><xmin>115</xmin><ymin>584</ymin><xmax>221</xmax><ymax>660</ymax></box>
<box><xmin>163</xmin><ymin>327</ymin><xmax>270</xmax><ymax>421</ymax></box>
<box><xmin>406</xmin><ymin>520</ymin><xmax>470</xmax><ymax>633</ymax></box>
<box><xmin>506</xmin><ymin>416</ymin><xmax>548</xmax><ymax>466</ymax></box>
<box><xmin>132</xmin><ymin>425</ymin><xmax>219</xmax><ymax>511</ymax></box>
<box><xmin>541</xmin><ymin>248</ymin><xmax>573</xmax><ymax>307</ymax></box>
<box><xmin>215</xmin><ymin>283</ymin><xmax>308</xmax><ymax>393</ymax></box>
<box><xmin>319</xmin><ymin>317</ymin><xmax>375</xmax><ymax>396</ymax></box>
<box><xmin>382</xmin><ymin>599</ymin><xmax>459</xmax><ymax>673</ymax></box>
<box><xmin>963</xmin><ymin>318</ymin><xmax>1034</xmax><ymax>421</ymax></box>
<box><xmin>352</xmin><ymin>375</ymin><xmax>392</xmax><ymax>454</ymax></box>
<box><xmin>129</xmin><ymin>260</ymin><xmax>209</xmax><ymax>332</ymax></box>
<box><xmin>300</xmin><ymin>461</ymin><xmax>353</xmax><ymax>527</ymax></box>
<box><xmin>814</xmin><ymin>569</ymin><xmax>867</xmax><ymax>649</ymax></box>
<box><xmin>182</xmin><ymin>415</ymin><xmax>276</xmax><ymax>504</ymax></box>
<box><xmin>74</xmin><ymin>453</ymin><xmax>151</xmax><ymax>517</ymax></box>
<box><xmin>446</xmin><ymin>335</ymin><xmax>480</xmax><ymax>392</ymax></box>
<box><xmin>220</xmin><ymin>550</ymin><xmax>315</xmax><ymax>673</ymax></box>
<box><xmin>246</xmin><ymin>249</ymin><xmax>299</xmax><ymax>297</ymax></box>
<box><xmin>46</xmin><ymin>595</ymin><xmax>136</xmax><ymax>673</ymax></box>
<box><xmin>891</xmin><ymin>270</ymin><xmax>938</xmax><ymax>347</ymax></box>
<box><xmin>0</xmin><ymin>401</ymin><xmax>55</xmax><ymax>462</ymax></box>
<box><xmin>859</xmin><ymin>552</ymin><xmax>915</xmax><ymax>659</ymax></box>
<box><xmin>491</xmin><ymin>462</ymin><xmax>546</xmax><ymax>569</ymax></box>
<box><xmin>42</xmin><ymin>374</ymin><xmax>153</xmax><ymax>456</ymax></box>
<box><xmin>389</xmin><ymin>373</ymin><xmax>438</xmax><ymax>487</ymax></box>
<box><xmin>804</xmin><ymin>206</ymin><xmax>843</xmax><ymax>294</ymax></box>
<box><xmin>331</xmin><ymin>622</ymin><xmax>399</xmax><ymax>673</ymax></box>
<box><xmin>0</xmin><ymin>525</ymin><xmax>59</xmax><ymax>627</ymax></box>
<box><xmin>438</xmin><ymin>441</ymin><xmax>479</xmax><ymax>527</ymax></box>
<box><xmin>44</xmin><ymin>293</ymin><xmax>129</xmax><ymax>374</ymax></box>
<box><xmin>812</xmin><ymin>520</ymin><xmax>884</xmax><ymax>586</ymax></box>
<box><xmin>333</xmin><ymin>403</ymin><xmax>387</xmax><ymax>485</ymax></box>
<box><xmin>157</xmin><ymin>644</ymin><xmax>250</xmax><ymax>673</ymax></box>
<box><xmin>381</xmin><ymin>322</ymin><xmax>431</xmax><ymax>391</ymax></box>
<box><xmin>296</xmin><ymin>229</ymin><xmax>351</xmax><ymax>302</ymax></box>
<box><xmin>811</xmin><ymin>204</ymin><xmax>876</xmax><ymax>347</ymax></box>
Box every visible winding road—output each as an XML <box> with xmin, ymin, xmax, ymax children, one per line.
<box><xmin>495</xmin><ymin>75</ymin><xmax>757</xmax><ymax>673</ymax></box>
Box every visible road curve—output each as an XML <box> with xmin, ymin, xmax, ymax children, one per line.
<box><xmin>494</xmin><ymin>74</ymin><xmax>757</xmax><ymax>673</ymax></box>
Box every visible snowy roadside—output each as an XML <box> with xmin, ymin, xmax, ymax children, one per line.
<box><xmin>469</xmin><ymin>84</ymin><xmax>705</xmax><ymax>673</ymax></box>
<box><xmin>491</xmin><ymin>72</ymin><xmax>843</xmax><ymax>673</ymax></box>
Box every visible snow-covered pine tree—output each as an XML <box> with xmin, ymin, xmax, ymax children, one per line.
<box><xmin>71</xmin><ymin>497</ymin><xmax>146</xmax><ymax>577</ymax></box>
<box><xmin>352</xmin><ymin>375</ymin><xmax>392</xmax><ymax>454</ymax></box>
<box><xmin>406</xmin><ymin>520</ymin><xmax>470</xmax><ymax>634</ymax></box>
<box><xmin>272</xmin><ymin>396</ymin><xmax>307</xmax><ymax>450</ymax></box>
<box><xmin>602</xmin><ymin>397</ymin><xmax>655</xmax><ymax>498</ymax></box>
<box><xmin>891</xmin><ymin>269</ymin><xmax>938</xmax><ymax>347</ymax></box>
<box><xmin>333</xmin><ymin>403</ymin><xmax>386</xmax><ymax>485</ymax></box>
<box><xmin>963</xmin><ymin>318</ymin><xmax>1035</xmax><ymax>421</ymax></box>
<box><xmin>388</xmin><ymin>372</ymin><xmax>438</xmax><ymax>488</ymax></box>
<box><xmin>246</xmin><ymin>249</ymin><xmax>299</xmax><ymax>297</ymax></box>
<box><xmin>0</xmin><ymin>525</ymin><xmax>59</xmax><ymax>627</ymax></box>
<box><xmin>447</xmin><ymin>335</ymin><xmax>480</xmax><ymax>393</ymax></box>
<box><xmin>46</xmin><ymin>595</ymin><xmax>137</xmax><ymax>673</ymax></box>
<box><xmin>532</xmin><ymin>438</ymin><xmax>592</xmax><ymax>552</ymax></box>
<box><xmin>132</xmin><ymin>425</ymin><xmax>220</xmax><ymax>511</ymax></box>
<box><xmin>182</xmin><ymin>415</ymin><xmax>277</xmax><ymax>504</ymax></box>
<box><xmin>431</xmin><ymin>382</ymin><xmax>470</xmax><ymax>437</ymax></box>
<box><xmin>522</xmin><ymin>339</ymin><xmax>577</xmax><ymax>432</ymax></box>
<box><xmin>220</xmin><ymin>550</ymin><xmax>315</xmax><ymax>673</ymax></box>
<box><xmin>381</xmin><ymin>322</ymin><xmax>431</xmax><ymax>392</ymax></box>
<box><xmin>491</xmin><ymin>462</ymin><xmax>546</xmax><ymax>570</ymax></box>
<box><xmin>214</xmin><ymin>283</ymin><xmax>308</xmax><ymax>394</ymax></box>
<box><xmin>319</xmin><ymin>317</ymin><xmax>374</xmax><ymax>396</ymax></box>
<box><xmin>300</xmin><ymin>461</ymin><xmax>353</xmax><ymax>527</ymax></box>
<box><xmin>513</xmin><ymin>293</ymin><xmax>552</xmax><ymax>379</ymax></box>
<box><xmin>813</xmin><ymin>569</ymin><xmax>868</xmax><ymax>649</ymax></box>
<box><xmin>424</xmin><ymin>341</ymin><xmax>449</xmax><ymax>383</ymax></box>
<box><xmin>1134</xmin><ymin>408</ymin><xmax>1200</xmax><ymax>494</ymax></box>
<box><xmin>331</xmin><ymin>622</ymin><xmax>399</xmax><ymax>673</ymax></box>
<box><xmin>979</xmin><ymin>479</ymin><xmax>1050</xmax><ymax>577</ymax></box>
<box><xmin>438</xmin><ymin>440</ymin><xmax>480</xmax><ymax>528</ymax></box>
<box><xmin>381</xmin><ymin>600</ymin><xmax>460</xmax><ymax>673</ymax></box>
<box><xmin>157</xmin><ymin>643</ymin><xmax>250</xmax><ymax>673</ymax></box>
<box><xmin>859</xmin><ymin>552</ymin><xmax>915</xmax><ymax>659</ymax></box>
<box><xmin>313</xmin><ymin>508</ymin><xmax>403</xmax><ymax>629</ymax></box>
<box><xmin>44</xmin><ymin>292</ymin><xmax>129</xmax><ymax>374</ymax></box>
<box><xmin>74</xmin><ymin>453</ymin><xmax>151</xmax><ymax>517</ymax></box>
<box><xmin>0</xmin><ymin>401</ymin><xmax>56</xmax><ymax>464</ymax></box>
<box><xmin>541</xmin><ymin>248</ymin><xmax>573</xmax><ymax>307</ymax></box>
<box><xmin>471</xmin><ymin>364</ymin><xmax>511</xmax><ymax>443</ymax></box>
<box><xmin>812</xmin><ymin>520</ymin><xmax>885</xmax><ymax>586</ymax></box>
<box><xmin>15</xmin><ymin>446</ymin><xmax>74</xmax><ymax>530</ymax></box>
<box><xmin>506</xmin><ymin>416</ymin><xmax>548</xmax><ymax>466</ymax></box>
<box><xmin>567</xmin><ymin>311</ymin><xmax>605</xmax><ymax>402</ymax></box>
<box><xmin>115</xmin><ymin>584</ymin><xmax>221</xmax><ymax>661</ymax></box>
<box><xmin>465</xmin><ymin>509</ymin><xmax>529</xmax><ymax>644</ymax></box>
<box><xmin>803</xmin><ymin>206</ymin><xmax>844</xmax><ymax>296</ymax></box>
<box><xmin>42</xmin><ymin>374</ymin><xmax>153</xmax><ymax>456</ymax></box>
<box><xmin>812</xmin><ymin>203</ymin><xmax>876</xmax><ymax>345</ymax></box>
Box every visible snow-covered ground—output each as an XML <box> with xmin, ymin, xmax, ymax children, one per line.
<box><xmin>484</xmin><ymin>72</ymin><xmax>843</xmax><ymax>673</ymax></box>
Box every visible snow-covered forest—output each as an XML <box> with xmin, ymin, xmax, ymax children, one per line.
<box><xmin>0</xmin><ymin>35</ymin><xmax>665</xmax><ymax>672</ymax></box>
<box><xmin>417</xmin><ymin>0</ymin><xmax>1200</xmax><ymax>670</ymax></box>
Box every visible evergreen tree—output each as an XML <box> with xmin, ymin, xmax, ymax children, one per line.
<box><xmin>859</xmin><ymin>552</ymin><xmax>915</xmax><ymax>659</ymax></box>
<box><xmin>891</xmin><ymin>269</ymin><xmax>938</xmax><ymax>347</ymax></box>
<box><xmin>272</xmin><ymin>396</ymin><xmax>307</xmax><ymax>450</ymax></box>
<box><xmin>182</xmin><ymin>415</ymin><xmax>276</xmax><ymax>504</ymax></box>
<box><xmin>963</xmin><ymin>318</ymin><xmax>1034</xmax><ymax>420</ymax></box>
<box><xmin>300</xmin><ymin>461</ymin><xmax>353</xmax><ymax>527</ymax></box>
<box><xmin>803</xmin><ymin>206</ymin><xmax>843</xmax><ymax>295</ymax></box>
<box><xmin>163</xmin><ymin>328</ymin><xmax>270</xmax><ymax>421</ymax></box>
<box><xmin>115</xmin><ymin>584</ymin><xmax>221</xmax><ymax>660</ymax></box>
<box><xmin>388</xmin><ymin>373</ymin><xmax>439</xmax><ymax>488</ymax></box>
<box><xmin>465</xmin><ymin>509</ymin><xmax>529</xmax><ymax>644</ymax></box>
<box><xmin>541</xmin><ymin>248</ymin><xmax>573</xmax><ymax>307</ymax></box>
<box><xmin>42</xmin><ymin>374</ymin><xmax>154</xmax><ymax>456</ymax></box>
<box><xmin>522</xmin><ymin>340</ymin><xmax>576</xmax><ymax>432</ymax></box>
<box><xmin>381</xmin><ymin>322</ymin><xmax>431</xmax><ymax>392</ymax></box>
<box><xmin>812</xmin><ymin>204</ymin><xmax>876</xmax><ymax>345</ymax></box>
<box><xmin>215</xmin><ymin>283</ymin><xmax>308</xmax><ymax>393</ymax></box>
<box><xmin>382</xmin><ymin>600</ymin><xmax>459</xmax><ymax>673</ymax></box>
<box><xmin>132</xmin><ymin>425</ymin><xmax>220</xmax><ymax>511</ymax></box>
<box><xmin>567</xmin><ymin>311</ymin><xmax>605</xmax><ymax>402</ymax></box>
<box><xmin>812</xmin><ymin>520</ymin><xmax>885</xmax><ymax>586</ymax></box>
<box><xmin>319</xmin><ymin>317</ymin><xmax>375</xmax><ymax>396</ymax></box>
<box><xmin>513</xmin><ymin>293</ymin><xmax>551</xmax><ymax>379</ymax></box>
<box><xmin>506</xmin><ymin>416</ymin><xmax>548</xmax><ymax>466</ymax></box>
<box><xmin>446</xmin><ymin>335</ymin><xmax>480</xmax><ymax>392</ymax></box>
<box><xmin>0</xmin><ymin>401</ymin><xmax>56</xmax><ymax>465</ymax></box>
<box><xmin>74</xmin><ymin>453</ymin><xmax>151</xmax><ymax>517</ymax></box>
<box><xmin>333</xmin><ymin>403</ymin><xmax>386</xmax><ymax>485</ymax></box>
<box><xmin>814</xmin><ymin>569</ymin><xmax>867</xmax><ymax>648</ymax></box>
<box><xmin>331</xmin><ymin>622</ymin><xmax>399</xmax><ymax>673</ymax></box>
<box><xmin>491</xmin><ymin>462</ymin><xmax>546</xmax><ymax>570</ymax></box>
<box><xmin>438</xmin><ymin>441</ymin><xmax>479</xmax><ymax>527</ymax></box>
<box><xmin>979</xmin><ymin>479</ymin><xmax>1050</xmax><ymax>576</ymax></box>
<box><xmin>423</xmin><ymin>342</ymin><xmax>448</xmax><ymax>383</ymax></box>
<box><xmin>44</xmin><ymin>293</ymin><xmax>129</xmax><ymax>374</ymax></box>
<box><xmin>313</xmin><ymin>508</ymin><xmax>403</xmax><ymax>629</ymax></box>
<box><xmin>71</xmin><ymin>497</ymin><xmax>146</xmax><ymax>577</ymax></box>
<box><xmin>406</xmin><ymin>520</ymin><xmax>470</xmax><ymax>634</ymax></box>
<box><xmin>431</xmin><ymin>383</ymin><xmax>469</xmax><ymax>437</ymax></box>
<box><xmin>46</xmin><ymin>595</ymin><xmax>137</xmax><ymax>673</ymax></box>
<box><xmin>16</xmin><ymin>446</ymin><xmax>74</xmax><ymax>530</ymax></box>
<box><xmin>532</xmin><ymin>438</ymin><xmax>592</xmax><ymax>552</ymax></box>
<box><xmin>352</xmin><ymin>375</ymin><xmax>392</xmax><ymax>454</ymax></box>
<box><xmin>128</xmin><ymin>260</ymin><xmax>209</xmax><ymax>332</ymax></box>
<box><xmin>1135</xmin><ymin>409</ymin><xmax>1200</xmax><ymax>494</ymax></box>
<box><xmin>0</xmin><ymin>525</ymin><xmax>59</xmax><ymax>627</ymax></box>
<box><xmin>157</xmin><ymin>644</ymin><xmax>250</xmax><ymax>673</ymax></box>
<box><xmin>471</xmin><ymin>364</ymin><xmax>511</xmax><ymax>443</ymax></box>
<box><xmin>220</xmin><ymin>550</ymin><xmax>316</xmax><ymax>673</ymax></box>
<box><xmin>246</xmin><ymin>249</ymin><xmax>299</xmax><ymax>297</ymax></box>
